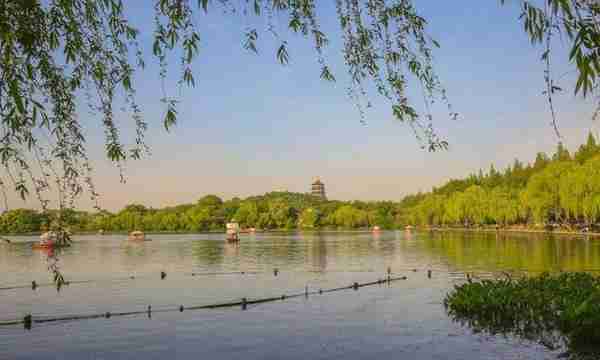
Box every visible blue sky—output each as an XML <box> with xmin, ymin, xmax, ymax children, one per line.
<box><xmin>26</xmin><ymin>1</ymin><xmax>600</xmax><ymax>210</ymax></box>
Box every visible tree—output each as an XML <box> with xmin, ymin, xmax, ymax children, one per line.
<box><xmin>298</xmin><ymin>208</ymin><xmax>320</xmax><ymax>229</ymax></box>
<box><xmin>552</xmin><ymin>142</ymin><xmax>571</xmax><ymax>162</ymax></box>
<box><xmin>329</xmin><ymin>205</ymin><xmax>368</xmax><ymax>228</ymax></box>
<box><xmin>522</xmin><ymin>161</ymin><xmax>574</xmax><ymax>224</ymax></box>
<box><xmin>574</xmin><ymin>132</ymin><xmax>599</xmax><ymax>164</ymax></box>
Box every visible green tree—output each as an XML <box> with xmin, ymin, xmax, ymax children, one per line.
<box><xmin>298</xmin><ymin>208</ymin><xmax>320</xmax><ymax>229</ymax></box>
<box><xmin>574</xmin><ymin>132</ymin><xmax>599</xmax><ymax>164</ymax></box>
<box><xmin>330</xmin><ymin>205</ymin><xmax>368</xmax><ymax>228</ymax></box>
<box><xmin>522</xmin><ymin>162</ymin><xmax>574</xmax><ymax>224</ymax></box>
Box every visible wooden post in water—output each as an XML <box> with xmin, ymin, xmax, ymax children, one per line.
<box><xmin>23</xmin><ymin>314</ymin><xmax>32</xmax><ymax>330</ymax></box>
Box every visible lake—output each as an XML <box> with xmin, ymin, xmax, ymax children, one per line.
<box><xmin>2</xmin><ymin>231</ymin><xmax>600</xmax><ymax>359</ymax></box>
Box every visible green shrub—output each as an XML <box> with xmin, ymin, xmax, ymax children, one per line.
<box><xmin>445</xmin><ymin>272</ymin><xmax>600</xmax><ymax>359</ymax></box>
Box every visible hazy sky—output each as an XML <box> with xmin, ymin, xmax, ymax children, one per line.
<box><xmin>11</xmin><ymin>1</ymin><xmax>599</xmax><ymax>211</ymax></box>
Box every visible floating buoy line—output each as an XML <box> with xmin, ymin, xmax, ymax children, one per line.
<box><xmin>0</xmin><ymin>268</ymin><xmax>435</xmax><ymax>292</ymax></box>
<box><xmin>3</xmin><ymin>267</ymin><xmax>596</xmax><ymax>329</ymax></box>
<box><xmin>0</xmin><ymin>275</ymin><xmax>411</xmax><ymax>329</ymax></box>
<box><xmin>2</xmin><ymin>266</ymin><xmax>598</xmax><ymax>292</ymax></box>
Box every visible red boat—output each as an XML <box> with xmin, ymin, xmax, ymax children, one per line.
<box><xmin>32</xmin><ymin>242</ymin><xmax>54</xmax><ymax>250</ymax></box>
<box><xmin>32</xmin><ymin>231</ymin><xmax>57</xmax><ymax>250</ymax></box>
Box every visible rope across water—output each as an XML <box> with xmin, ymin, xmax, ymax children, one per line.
<box><xmin>0</xmin><ymin>275</ymin><xmax>410</xmax><ymax>329</ymax></box>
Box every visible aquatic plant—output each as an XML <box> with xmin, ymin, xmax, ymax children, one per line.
<box><xmin>444</xmin><ymin>272</ymin><xmax>600</xmax><ymax>359</ymax></box>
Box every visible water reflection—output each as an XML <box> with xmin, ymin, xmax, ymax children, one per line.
<box><xmin>409</xmin><ymin>231</ymin><xmax>600</xmax><ymax>274</ymax></box>
<box><xmin>2</xmin><ymin>231</ymin><xmax>600</xmax><ymax>286</ymax></box>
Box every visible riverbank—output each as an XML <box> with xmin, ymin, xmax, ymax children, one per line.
<box><xmin>423</xmin><ymin>226</ymin><xmax>600</xmax><ymax>238</ymax></box>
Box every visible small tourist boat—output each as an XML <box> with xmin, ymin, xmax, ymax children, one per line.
<box><xmin>226</xmin><ymin>221</ymin><xmax>240</xmax><ymax>242</ymax></box>
<box><xmin>128</xmin><ymin>231</ymin><xmax>146</xmax><ymax>241</ymax></box>
<box><xmin>372</xmin><ymin>226</ymin><xmax>382</xmax><ymax>233</ymax></box>
<box><xmin>32</xmin><ymin>231</ymin><xmax>57</xmax><ymax>249</ymax></box>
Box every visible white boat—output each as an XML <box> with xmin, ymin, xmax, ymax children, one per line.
<box><xmin>226</xmin><ymin>221</ymin><xmax>240</xmax><ymax>242</ymax></box>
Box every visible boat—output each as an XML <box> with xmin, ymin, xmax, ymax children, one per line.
<box><xmin>128</xmin><ymin>231</ymin><xmax>146</xmax><ymax>241</ymax></box>
<box><xmin>32</xmin><ymin>231</ymin><xmax>56</xmax><ymax>249</ymax></box>
<box><xmin>372</xmin><ymin>226</ymin><xmax>382</xmax><ymax>233</ymax></box>
<box><xmin>226</xmin><ymin>221</ymin><xmax>240</xmax><ymax>242</ymax></box>
<box><xmin>239</xmin><ymin>227</ymin><xmax>256</xmax><ymax>234</ymax></box>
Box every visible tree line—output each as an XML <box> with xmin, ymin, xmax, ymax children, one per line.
<box><xmin>0</xmin><ymin>192</ymin><xmax>402</xmax><ymax>234</ymax></box>
<box><xmin>2</xmin><ymin>133</ymin><xmax>600</xmax><ymax>234</ymax></box>
<box><xmin>401</xmin><ymin>132</ymin><xmax>600</xmax><ymax>230</ymax></box>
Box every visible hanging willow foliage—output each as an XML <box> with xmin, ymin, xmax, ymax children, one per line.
<box><xmin>0</xmin><ymin>0</ymin><xmax>454</xmax><ymax>214</ymax></box>
<box><xmin>505</xmin><ymin>0</ymin><xmax>600</xmax><ymax>136</ymax></box>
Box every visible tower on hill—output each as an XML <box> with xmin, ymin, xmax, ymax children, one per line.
<box><xmin>311</xmin><ymin>177</ymin><xmax>326</xmax><ymax>199</ymax></box>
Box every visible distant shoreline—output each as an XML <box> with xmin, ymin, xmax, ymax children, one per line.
<box><xmin>3</xmin><ymin>227</ymin><xmax>600</xmax><ymax>239</ymax></box>
<box><xmin>422</xmin><ymin>226</ymin><xmax>600</xmax><ymax>238</ymax></box>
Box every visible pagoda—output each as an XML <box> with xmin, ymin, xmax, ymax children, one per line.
<box><xmin>311</xmin><ymin>177</ymin><xmax>326</xmax><ymax>199</ymax></box>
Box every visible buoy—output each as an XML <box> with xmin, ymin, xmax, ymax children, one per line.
<box><xmin>31</xmin><ymin>281</ymin><xmax>37</xmax><ymax>290</ymax></box>
<box><xmin>353</xmin><ymin>282</ymin><xmax>359</xmax><ymax>290</ymax></box>
<box><xmin>23</xmin><ymin>314</ymin><xmax>32</xmax><ymax>330</ymax></box>
<box><xmin>179</xmin><ymin>305</ymin><xmax>184</xmax><ymax>312</ymax></box>
<box><xmin>273</xmin><ymin>268</ymin><xmax>279</xmax><ymax>276</ymax></box>
<box><xmin>147</xmin><ymin>305</ymin><xmax>152</xmax><ymax>318</ymax></box>
<box><xmin>319</xmin><ymin>289</ymin><xmax>323</xmax><ymax>294</ymax></box>
<box><xmin>305</xmin><ymin>285</ymin><xmax>309</xmax><ymax>298</ymax></box>
<box><xmin>241</xmin><ymin>298</ymin><xmax>247</xmax><ymax>310</ymax></box>
<box><xmin>160</xmin><ymin>271</ymin><xmax>167</xmax><ymax>280</ymax></box>
<box><xmin>105</xmin><ymin>312</ymin><xmax>111</xmax><ymax>318</ymax></box>
<box><xmin>281</xmin><ymin>295</ymin><xmax>286</xmax><ymax>300</ymax></box>
<box><xmin>427</xmin><ymin>270</ymin><xmax>432</xmax><ymax>279</ymax></box>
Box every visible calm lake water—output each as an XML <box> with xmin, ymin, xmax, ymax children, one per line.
<box><xmin>2</xmin><ymin>231</ymin><xmax>600</xmax><ymax>359</ymax></box>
